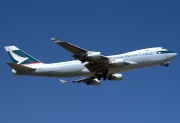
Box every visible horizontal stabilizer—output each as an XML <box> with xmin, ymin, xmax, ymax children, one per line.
<box><xmin>7</xmin><ymin>62</ymin><xmax>36</xmax><ymax>72</ymax></box>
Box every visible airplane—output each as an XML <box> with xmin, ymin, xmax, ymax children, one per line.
<box><xmin>4</xmin><ymin>38</ymin><xmax>177</xmax><ymax>85</ymax></box>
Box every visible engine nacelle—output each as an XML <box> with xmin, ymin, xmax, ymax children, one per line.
<box><xmin>110</xmin><ymin>59</ymin><xmax>124</xmax><ymax>66</ymax></box>
<box><xmin>87</xmin><ymin>52</ymin><xmax>101</xmax><ymax>60</ymax></box>
<box><xmin>86</xmin><ymin>79</ymin><xmax>101</xmax><ymax>86</ymax></box>
<box><xmin>110</xmin><ymin>74</ymin><xmax>123</xmax><ymax>81</ymax></box>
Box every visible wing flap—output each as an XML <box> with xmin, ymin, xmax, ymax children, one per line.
<box><xmin>7</xmin><ymin>62</ymin><xmax>36</xmax><ymax>72</ymax></box>
<box><xmin>73</xmin><ymin>76</ymin><xmax>95</xmax><ymax>83</ymax></box>
<box><xmin>73</xmin><ymin>76</ymin><xmax>100</xmax><ymax>86</ymax></box>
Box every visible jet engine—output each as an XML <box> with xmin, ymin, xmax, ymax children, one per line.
<box><xmin>109</xmin><ymin>74</ymin><xmax>123</xmax><ymax>81</ymax></box>
<box><xmin>110</xmin><ymin>59</ymin><xmax>125</xmax><ymax>66</ymax></box>
<box><xmin>87</xmin><ymin>52</ymin><xmax>101</xmax><ymax>60</ymax></box>
<box><xmin>86</xmin><ymin>79</ymin><xmax>101</xmax><ymax>86</ymax></box>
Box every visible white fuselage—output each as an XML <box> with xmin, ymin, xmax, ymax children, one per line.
<box><xmin>14</xmin><ymin>47</ymin><xmax>177</xmax><ymax>78</ymax></box>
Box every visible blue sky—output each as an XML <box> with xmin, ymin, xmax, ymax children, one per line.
<box><xmin>1</xmin><ymin>0</ymin><xmax>180</xmax><ymax>123</ymax></box>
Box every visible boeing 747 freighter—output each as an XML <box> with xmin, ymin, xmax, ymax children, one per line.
<box><xmin>5</xmin><ymin>38</ymin><xmax>177</xmax><ymax>85</ymax></box>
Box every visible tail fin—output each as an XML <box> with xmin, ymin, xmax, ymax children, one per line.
<box><xmin>4</xmin><ymin>46</ymin><xmax>41</xmax><ymax>64</ymax></box>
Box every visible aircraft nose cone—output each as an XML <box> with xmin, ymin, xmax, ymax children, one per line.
<box><xmin>174</xmin><ymin>53</ymin><xmax>178</xmax><ymax>57</ymax></box>
<box><xmin>172</xmin><ymin>53</ymin><xmax>178</xmax><ymax>59</ymax></box>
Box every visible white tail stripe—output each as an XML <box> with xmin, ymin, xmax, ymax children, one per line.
<box><xmin>5</xmin><ymin>46</ymin><xmax>19</xmax><ymax>51</ymax></box>
<box><xmin>9</xmin><ymin>50</ymin><xmax>28</xmax><ymax>64</ymax></box>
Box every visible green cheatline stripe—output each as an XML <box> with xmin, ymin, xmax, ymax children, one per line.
<box><xmin>157</xmin><ymin>50</ymin><xmax>175</xmax><ymax>54</ymax></box>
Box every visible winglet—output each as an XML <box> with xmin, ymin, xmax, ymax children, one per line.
<box><xmin>59</xmin><ymin>79</ymin><xmax>68</xmax><ymax>83</ymax></box>
<box><xmin>51</xmin><ymin>38</ymin><xmax>58</xmax><ymax>41</ymax></box>
<box><xmin>51</xmin><ymin>38</ymin><xmax>63</xmax><ymax>43</ymax></box>
<box><xmin>7</xmin><ymin>62</ymin><xmax>36</xmax><ymax>72</ymax></box>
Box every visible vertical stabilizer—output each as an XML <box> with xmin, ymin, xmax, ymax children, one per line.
<box><xmin>4</xmin><ymin>46</ymin><xmax>41</xmax><ymax>64</ymax></box>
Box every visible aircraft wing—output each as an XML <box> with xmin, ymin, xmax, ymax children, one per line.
<box><xmin>73</xmin><ymin>76</ymin><xmax>101</xmax><ymax>86</ymax></box>
<box><xmin>51</xmin><ymin>38</ymin><xmax>137</xmax><ymax>73</ymax></box>
<box><xmin>51</xmin><ymin>38</ymin><xmax>109</xmax><ymax>63</ymax></box>
<box><xmin>51</xmin><ymin>38</ymin><xmax>87</xmax><ymax>54</ymax></box>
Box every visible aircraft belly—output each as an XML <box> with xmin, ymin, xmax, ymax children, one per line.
<box><xmin>50</xmin><ymin>65</ymin><xmax>83</xmax><ymax>77</ymax></box>
<box><xmin>33</xmin><ymin>63</ymin><xmax>89</xmax><ymax>77</ymax></box>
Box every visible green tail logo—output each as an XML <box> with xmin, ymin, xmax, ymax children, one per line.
<box><xmin>5</xmin><ymin>46</ymin><xmax>41</xmax><ymax>64</ymax></box>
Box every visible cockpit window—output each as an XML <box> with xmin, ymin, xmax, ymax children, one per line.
<box><xmin>160</xmin><ymin>47</ymin><xmax>167</xmax><ymax>51</ymax></box>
